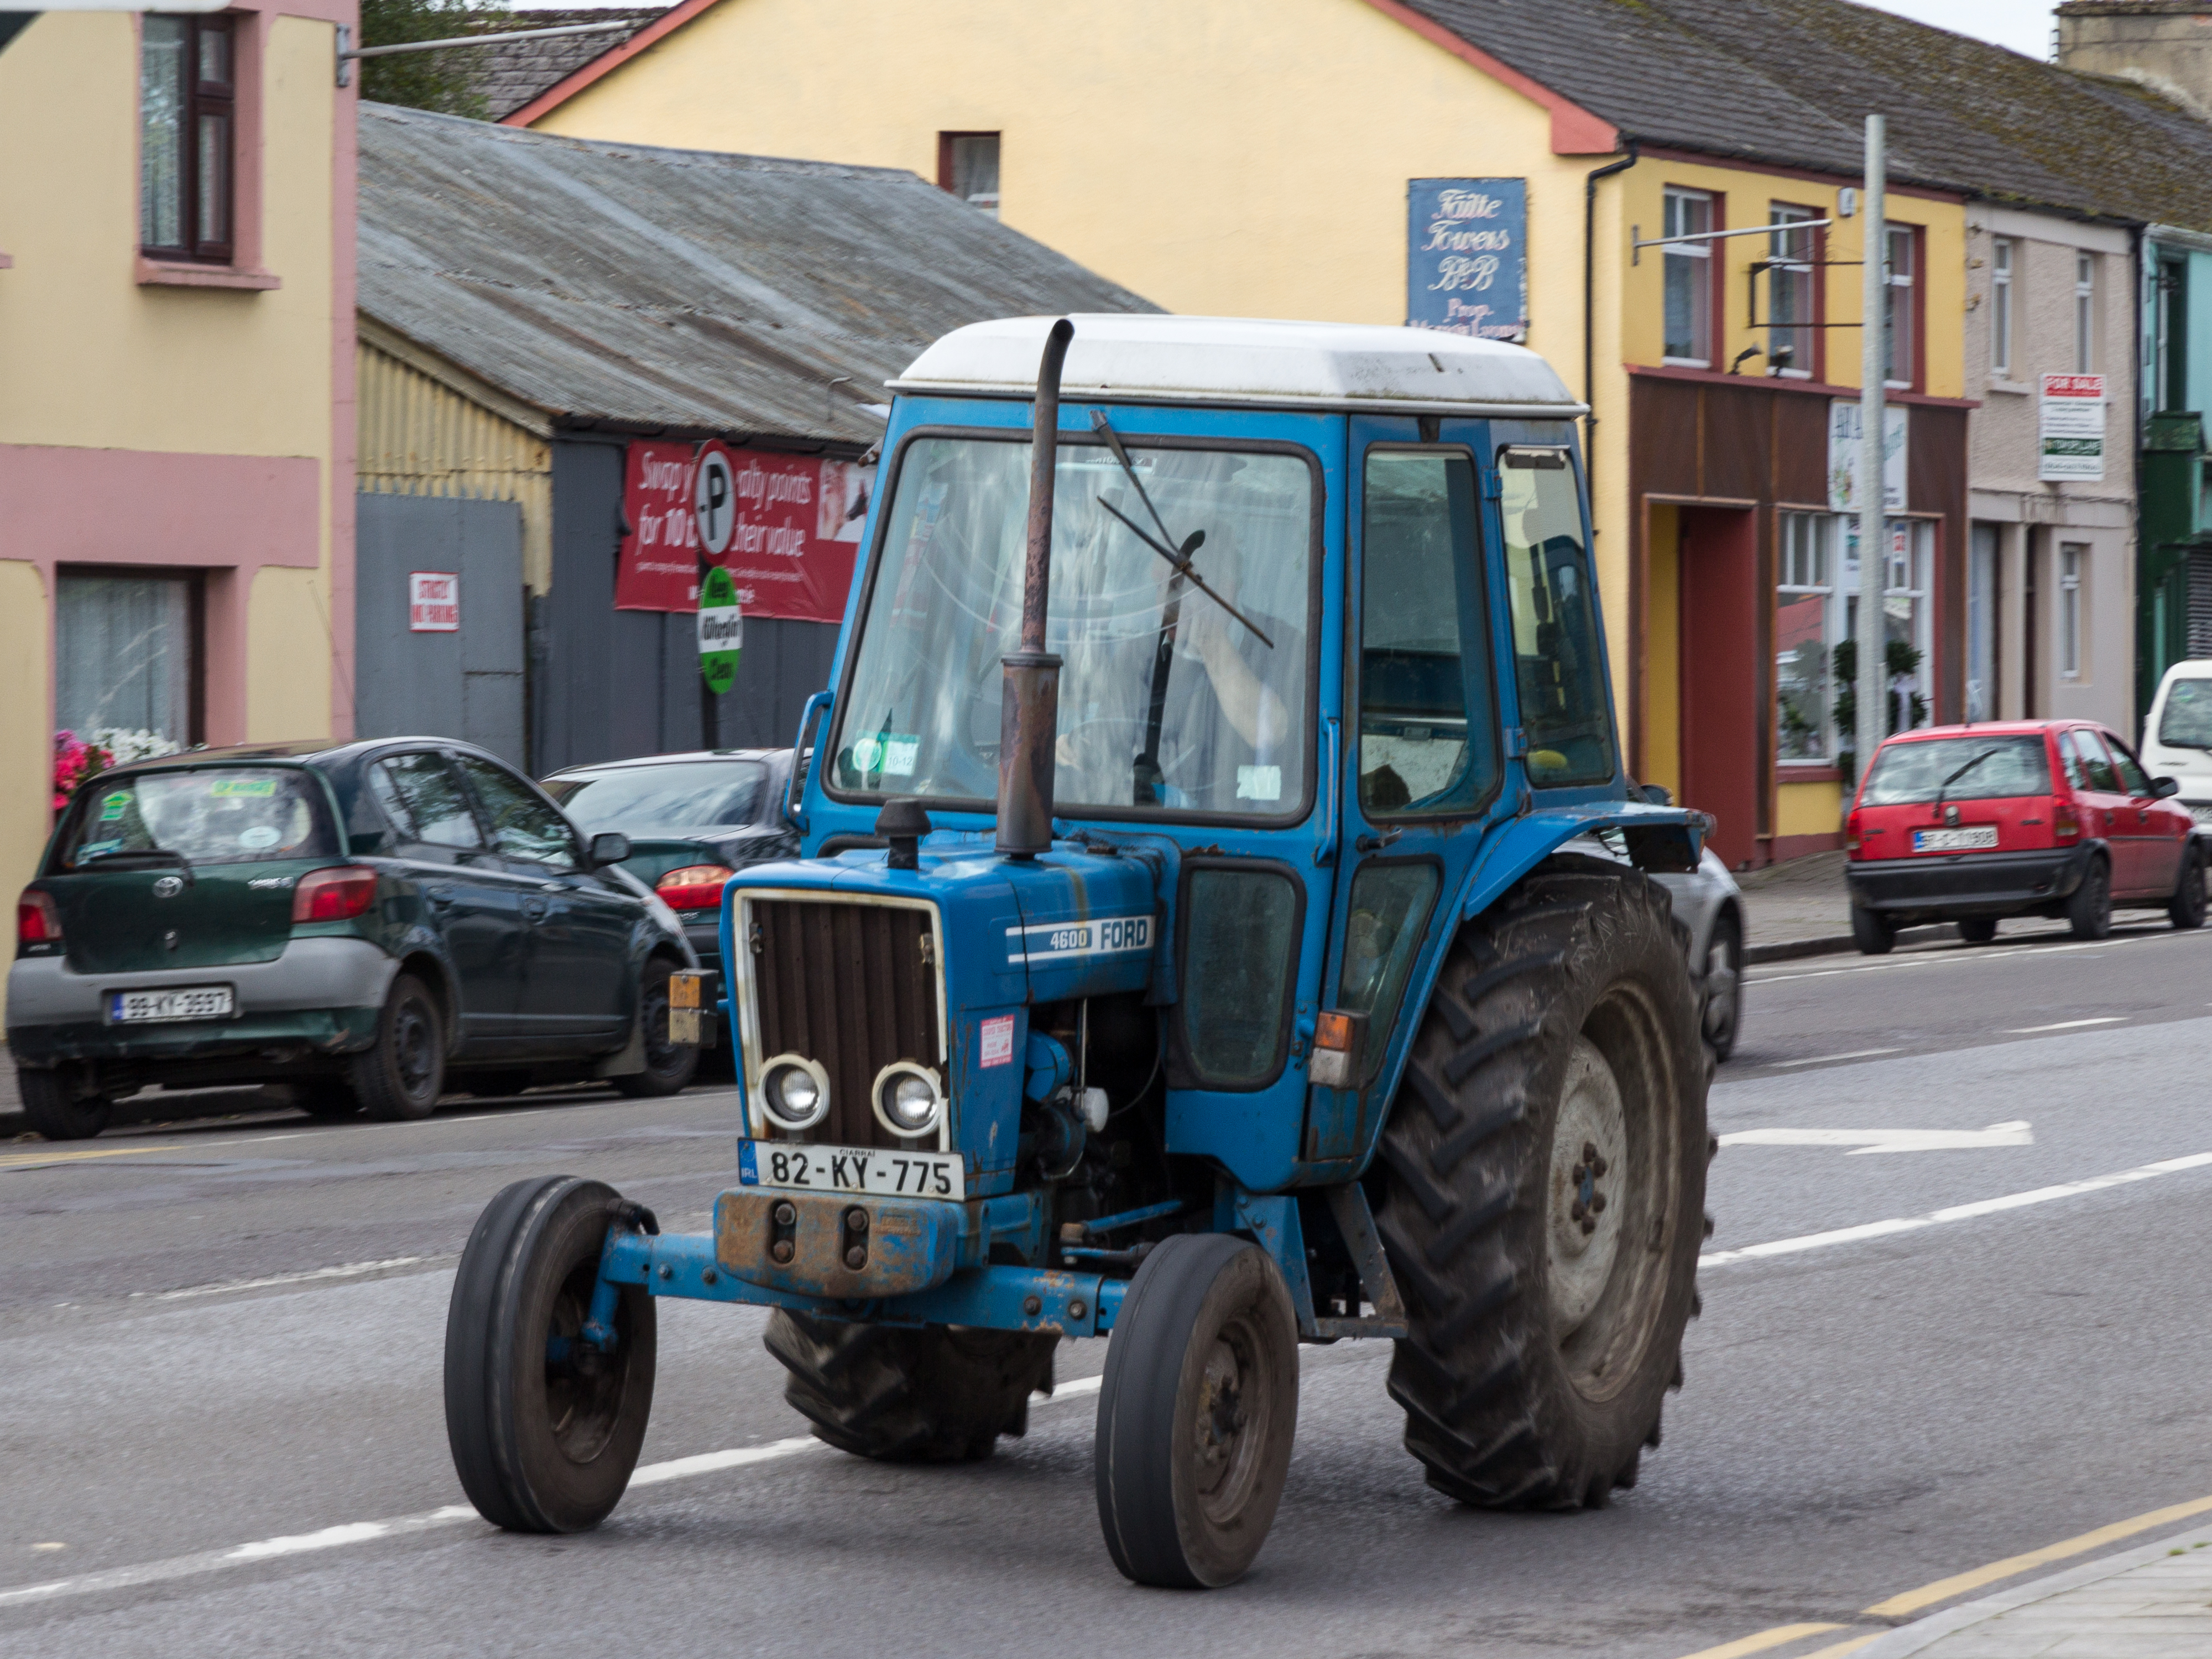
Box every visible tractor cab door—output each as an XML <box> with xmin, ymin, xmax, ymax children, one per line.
<box><xmin>1303</xmin><ymin>420</ymin><xmax>1514</xmax><ymax>1166</ymax></box>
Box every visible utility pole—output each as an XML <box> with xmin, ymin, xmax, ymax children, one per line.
<box><xmin>1854</xmin><ymin>114</ymin><xmax>1887</xmax><ymax>786</ymax></box>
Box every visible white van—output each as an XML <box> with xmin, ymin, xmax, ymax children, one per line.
<box><xmin>2142</xmin><ymin>658</ymin><xmax>2212</xmax><ymax>828</ymax></box>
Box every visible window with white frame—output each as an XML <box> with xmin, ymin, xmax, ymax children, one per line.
<box><xmin>2060</xmin><ymin>542</ymin><xmax>2085</xmax><ymax>678</ymax></box>
<box><xmin>1663</xmin><ymin>189</ymin><xmax>1713</xmax><ymax>366</ymax></box>
<box><xmin>1776</xmin><ymin>513</ymin><xmax>1835</xmax><ymax>762</ymax></box>
<box><xmin>1990</xmin><ymin>238</ymin><xmax>2014</xmax><ymax>379</ymax></box>
<box><xmin>1842</xmin><ymin>518</ymin><xmax>1934</xmax><ymax>745</ymax></box>
<box><xmin>1767</xmin><ymin>205</ymin><xmax>1817</xmax><ymax>377</ymax></box>
<box><xmin>1883</xmin><ymin>224</ymin><xmax>1917</xmax><ymax>388</ymax></box>
<box><xmin>2074</xmin><ymin>253</ymin><xmax>2096</xmax><ymax>373</ymax></box>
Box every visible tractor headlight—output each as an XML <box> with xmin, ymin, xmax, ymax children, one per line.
<box><xmin>872</xmin><ymin>1062</ymin><xmax>944</xmax><ymax>1139</ymax></box>
<box><xmin>759</xmin><ymin>1054</ymin><xmax>830</xmax><ymax>1133</ymax></box>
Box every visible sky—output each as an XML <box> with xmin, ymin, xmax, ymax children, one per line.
<box><xmin>1853</xmin><ymin>0</ymin><xmax>2053</xmax><ymax>58</ymax></box>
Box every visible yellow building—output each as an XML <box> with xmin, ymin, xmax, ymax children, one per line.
<box><xmin>0</xmin><ymin>2</ymin><xmax>356</xmax><ymax>898</ymax></box>
<box><xmin>514</xmin><ymin>0</ymin><xmax>2166</xmax><ymax>865</ymax></box>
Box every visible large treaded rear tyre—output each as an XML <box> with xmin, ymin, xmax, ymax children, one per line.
<box><xmin>1375</xmin><ymin>855</ymin><xmax>1708</xmax><ymax>1510</ymax></box>
<box><xmin>445</xmin><ymin>1176</ymin><xmax>655</xmax><ymax>1532</ymax></box>
<box><xmin>764</xmin><ymin>1311</ymin><xmax>1057</xmax><ymax>1462</ymax></box>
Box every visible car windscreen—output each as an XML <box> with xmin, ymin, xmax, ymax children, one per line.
<box><xmin>58</xmin><ymin>767</ymin><xmax>338</xmax><ymax>869</ymax></box>
<box><xmin>2158</xmin><ymin>679</ymin><xmax>2212</xmax><ymax>749</ymax></box>
<box><xmin>1860</xmin><ymin>736</ymin><xmax>2051</xmax><ymax>806</ymax></box>
<box><xmin>831</xmin><ymin>435</ymin><xmax>1316</xmax><ymax>818</ymax></box>
<box><xmin>544</xmin><ymin>760</ymin><xmax>769</xmax><ymax>832</ymax></box>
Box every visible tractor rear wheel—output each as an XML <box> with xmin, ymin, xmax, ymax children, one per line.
<box><xmin>1375</xmin><ymin>855</ymin><xmax>1708</xmax><ymax>1511</ymax></box>
<box><xmin>764</xmin><ymin>1311</ymin><xmax>1057</xmax><ymax>1463</ymax></box>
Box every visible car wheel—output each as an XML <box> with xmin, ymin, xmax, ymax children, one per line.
<box><xmin>1701</xmin><ymin>911</ymin><xmax>1743</xmax><ymax>1062</ymax></box>
<box><xmin>611</xmin><ymin>960</ymin><xmax>698</xmax><ymax>1099</ymax></box>
<box><xmin>2067</xmin><ymin>856</ymin><xmax>2113</xmax><ymax>941</ymax></box>
<box><xmin>17</xmin><ymin>1067</ymin><xmax>111</xmax><ymax>1141</ymax></box>
<box><xmin>1850</xmin><ymin>904</ymin><xmax>1895</xmax><ymax>956</ymax></box>
<box><xmin>1956</xmin><ymin>917</ymin><xmax>1999</xmax><ymax>945</ymax></box>
<box><xmin>2169</xmin><ymin>843</ymin><xmax>2206</xmax><ymax>931</ymax></box>
<box><xmin>350</xmin><ymin>973</ymin><xmax>446</xmax><ymax>1121</ymax></box>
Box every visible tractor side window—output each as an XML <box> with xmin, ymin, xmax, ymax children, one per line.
<box><xmin>1500</xmin><ymin>450</ymin><xmax>1614</xmax><ymax>786</ymax></box>
<box><xmin>1358</xmin><ymin>451</ymin><xmax>1499</xmax><ymax>817</ymax></box>
<box><xmin>1174</xmin><ymin>863</ymin><xmax>1301</xmax><ymax>1090</ymax></box>
<box><xmin>1337</xmin><ymin>861</ymin><xmax>1439</xmax><ymax>1084</ymax></box>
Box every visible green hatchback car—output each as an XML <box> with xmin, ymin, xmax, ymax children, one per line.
<box><xmin>8</xmin><ymin>739</ymin><xmax>698</xmax><ymax>1140</ymax></box>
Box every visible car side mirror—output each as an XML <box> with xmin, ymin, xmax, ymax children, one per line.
<box><xmin>588</xmin><ymin>831</ymin><xmax>632</xmax><ymax>867</ymax></box>
<box><xmin>2152</xmin><ymin>776</ymin><xmax>2182</xmax><ymax>799</ymax></box>
<box><xmin>1639</xmin><ymin>781</ymin><xmax>1673</xmax><ymax>807</ymax></box>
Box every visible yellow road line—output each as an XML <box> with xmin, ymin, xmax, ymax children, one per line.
<box><xmin>1674</xmin><ymin>1624</ymin><xmax>1844</xmax><ymax>1659</ymax></box>
<box><xmin>0</xmin><ymin>1144</ymin><xmax>181</xmax><ymax>1171</ymax></box>
<box><xmin>1864</xmin><ymin>1491</ymin><xmax>2212</xmax><ymax>1616</ymax></box>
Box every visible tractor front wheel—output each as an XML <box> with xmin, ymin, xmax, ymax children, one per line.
<box><xmin>444</xmin><ymin>1176</ymin><xmax>656</xmax><ymax>1532</ymax></box>
<box><xmin>1376</xmin><ymin>855</ymin><xmax>1708</xmax><ymax>1511</ymax></box>
<box><xmin>1094</xmin><ymin>1233</ymin><xmax>1299</xmax><ymax>1588</ymax></box>
<box><xmin>764</xmin><ymin>1312</ymin><xmax>1057</xmax><ymax>1463</ymax></box>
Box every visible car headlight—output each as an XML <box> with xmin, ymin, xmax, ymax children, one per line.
<box><xmin>759</xmin><ymin>1054</ymin><xmax>829</xmax><ymax>1132</ymax></box>
<box><xmin>872</xmin><ymin>1062</ymin><xmax>944</xmax><ymax>1139</ymax></box>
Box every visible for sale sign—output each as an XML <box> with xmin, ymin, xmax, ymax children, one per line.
<box><xmin>2039</xmin><ymin>374</ymin><xmax>2106</xmax><ymax>481</ymax></box>
<box><xmin>408</xmin><ymin>571</ymin><xmax>459</xmax><ymax>632</ymax></box>
<box><xmin>618</xmin><ymin>441</ymin><xmax>870</xmax><ymax>621</ymax></box>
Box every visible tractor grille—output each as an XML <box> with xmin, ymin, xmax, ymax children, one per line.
<box><xmin>747</xmin><ymin>897</ymin><xmax>941</xmax><ymax>1148</ymax></box>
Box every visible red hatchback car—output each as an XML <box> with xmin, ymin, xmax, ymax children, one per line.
<box><xmin>1845</xmin><ymin>721</ymin><xmax>2206</xmax><ymax>953</ymax></box>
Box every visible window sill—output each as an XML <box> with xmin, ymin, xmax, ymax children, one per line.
<box><xmin>1779</xmin><ymin>765</ymin><xmax>1845</xmax><ymax>785</ymax></box>
<box><xmin>135</xmin><ymin>258</ymin><xmax>281</xmax><ymax>291</ymax></box>
<box><xmin>1661</xmin><ymin>356</ymin><xmax>1713</xmax><ymax>370</ymax></box>
<box><xmin>1987</xmin><ymin>379</ymin><xmax>2033</xmax><ymax>396</ymax></box>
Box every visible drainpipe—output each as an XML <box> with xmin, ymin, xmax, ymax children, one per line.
<box><xmin>1583</xmin><ymin>139</ymin><xmax>1640</xmax><ymax>490</ymax></box>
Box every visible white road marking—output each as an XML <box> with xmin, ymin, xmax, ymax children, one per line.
<box><xmin>1771</xmin><ymin>1048</ymin><xmax>1901</xmax><ymax>1068</ymax></box>
<box><xmin>132</xmin><ymin>1256</ymin><xmax>435</xmax><ymax>1302</ymax></box>
<box><xmin>2006</xmin><ymin>1016</ymin><xmax>2126</xmax><ymax>1034</ymax></box>
<box><xmin>1719</xmin><ymin>1120</ymin><xmax>2032</xmax><ymax>1155</ymax></box>
<box><xmin>1701</xmin><ymin>1150</ymin><xmax>2212</xmax><ymax>1268</ymax></box>
<box><xmin>0</xmin><ymin>1373</ymin><xmax>1107</xmax><ymax>1612</ymax></box>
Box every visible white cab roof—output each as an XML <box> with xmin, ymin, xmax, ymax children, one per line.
<box><xmin>890</xmin><ymin>314</ymin><xmax>1586</xmax><ymax>418</ymax></box>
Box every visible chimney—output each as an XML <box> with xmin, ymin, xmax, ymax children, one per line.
<box><xmin>2058</xmin><ymin>2</ymin><xmax>2212</xmax><ymax>123</ymax></box>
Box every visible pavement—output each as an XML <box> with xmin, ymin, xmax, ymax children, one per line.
<box><xmin>1735</xmin><ymin>849</ymin><xmax>2083</xmax><ymax>963</ymax></box>
<box><xmin>4</xmin><ymin>924</ymin><xmax>2212</xmax><ymax>1655</ymax></box>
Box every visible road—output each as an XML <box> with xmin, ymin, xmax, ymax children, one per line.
<box><xmin>4</xmin><ymin>921</ymin><xmax>2212</xmax><ymax>1657</ymax></box>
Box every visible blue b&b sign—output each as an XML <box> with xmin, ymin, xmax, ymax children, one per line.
<box><xmin>1406</xmin><ymin>178</ymin><xmax>1528</xmax><ymax>340</ymax></box>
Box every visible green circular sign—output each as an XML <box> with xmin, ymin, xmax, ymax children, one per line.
<box><xmin>697</xmin><ymin>566</ymin><xmax>742</xmax><ymax>694</ymax></box>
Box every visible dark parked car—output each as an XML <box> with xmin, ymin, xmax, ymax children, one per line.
<box><xmin>1845</xmin><ymin>720</ymin><xmax>2205</xmax><ymax>952</ymax></box>
<box><xmin>8</xmin><ymin>739</ymin><xmax>698</xmax><ymax>1140</ymax></box>
<box><xmin>540</xmin><ymin>748</ymin><xmax>797</xmax><ymax>974</ymax></box>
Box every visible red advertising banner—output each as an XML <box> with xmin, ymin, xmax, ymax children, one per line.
<box><xmin>615</xmin><ymin>442</ymin><xmax>702</xmax><ymax>612</ymax></box>
<box><xmin>616</xmin><ymin>441</ymin><xmax>869</xmax><ymax>622</ymax></box>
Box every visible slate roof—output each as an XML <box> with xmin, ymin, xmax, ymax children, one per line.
<box><xmin>356</xmin><ymin>102</ymin><xmax>1159</xmax><ymax>447</ymax></box>
<box><xmin>1406</xmin><ymin>0</ymin><xmax>2212</xmax><ymax>229</ymax></box>
<box><xmin>469</xmin><ymin>7</ymin><xmax>663</xmax><ymax>122</ymax></box>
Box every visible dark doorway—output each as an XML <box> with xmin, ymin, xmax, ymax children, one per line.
<box><xmin>1677</xmin><ymin>507</ymin><xmax>1760</xmax><ymax>870</ymax></box>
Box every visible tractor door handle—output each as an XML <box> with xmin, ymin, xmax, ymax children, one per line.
<box><xmin>1314</xmin><ymin>717</ymin><xmax>1341</xmax><ymax>867</ymax></box>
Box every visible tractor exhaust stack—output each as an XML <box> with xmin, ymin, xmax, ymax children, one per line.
<box><xmin>996</xmin><ymin>317</ymin><xmax>1074</xmax><ymax>859</ymax></box>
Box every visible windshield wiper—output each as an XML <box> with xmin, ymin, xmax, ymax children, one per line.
<box><xmin>79</xmin><ymin>846</ymin><xmax>194</xmax><ymax>879</ymax></box>
<box><xmin>1089</xmin><ymin>411</ymin><xmax>1273</xmax><ymax>650</ymax></box>
<box><xmin>1932</xmin><ymin>745</ymin><xmax>2002</xmax><ymax>816</ymax></box>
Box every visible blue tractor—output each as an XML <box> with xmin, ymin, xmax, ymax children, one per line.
<box><xmin>444</xmin><ymin>315</ymin><xmax>1714</xmax><ymax>1588</ymax></box>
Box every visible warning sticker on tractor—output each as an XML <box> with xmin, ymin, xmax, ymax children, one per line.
<box><xmin>979</xmin><ymin>1015</ymin><xmax>1015</xmax><ymax>1067</ymax></box>
<box><xmin>1004</xmin><ymin>915</ymin><xmax>1151</xmax><ymax>966</ymax></box>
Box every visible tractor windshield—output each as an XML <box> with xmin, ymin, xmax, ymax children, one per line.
<box><xmin>831</xmin><ymin>435</ymin><xmax>1316</xmax><ymax>819</ymax></box>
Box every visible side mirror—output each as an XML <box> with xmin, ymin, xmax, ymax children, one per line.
<box><xmin>1639</xmin><ymin>781</ymin><xmax>1674</xmax><ymax>807</ymax></box>
<box><xmin>588</xmin><ymin>831</ymin><xmax>632</xmax><ymax>867</ymax></box>
<box><xmin>2152</xmin><ymin>776</ymin><xmax>2182</xmax><ymax>799</ymax></box>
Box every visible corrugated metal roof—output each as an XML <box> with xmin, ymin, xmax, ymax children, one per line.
<box><xmin>468</xmin><ymin>7</ymin><xmax>664</xmax><ymax>122</ymax></box>
<box><xmin>1406</xmin><ymin>0</ymin><xmax>2212</xmax><ymax>229</ymax></box>
<box><xmin>357</xmin><ymin>103</ymin><xmax>1160</xmax><ymax>449</ymax></box>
